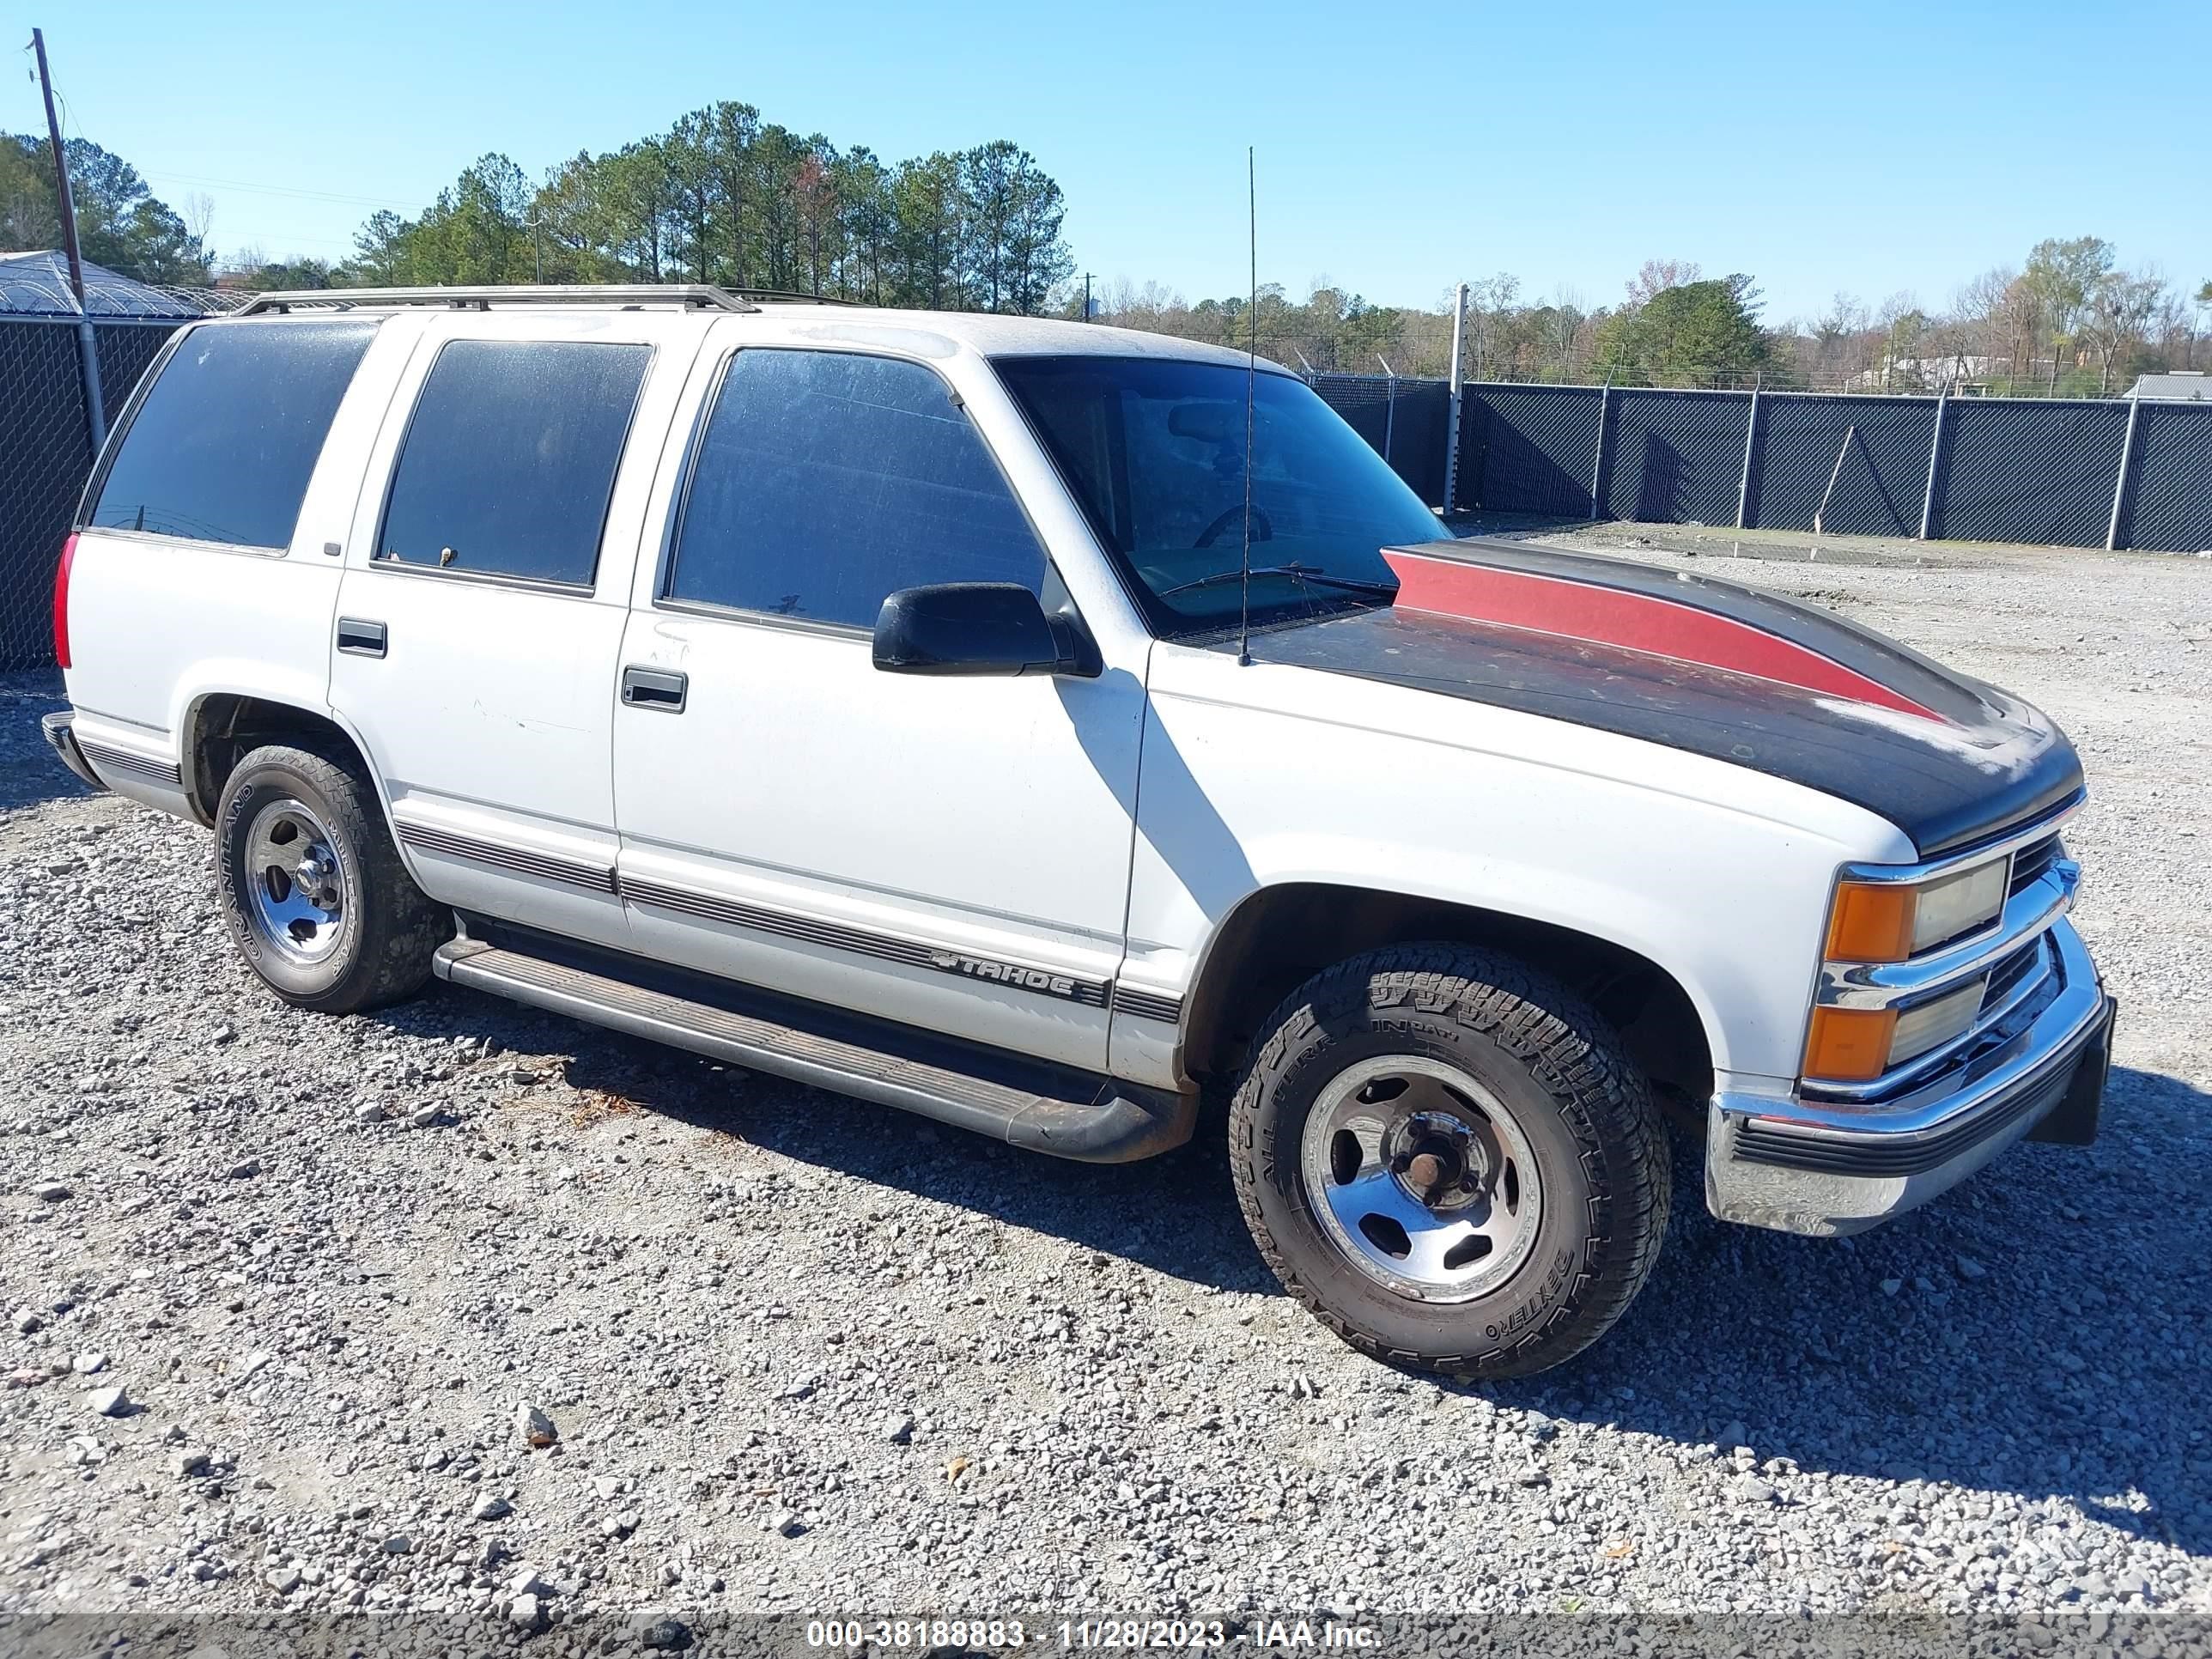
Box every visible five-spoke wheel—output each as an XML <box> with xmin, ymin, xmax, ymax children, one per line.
<box><xmin>240</xmin><ymin>798</ymin><xmax>348</xmax><ymax>964</ymax></box>
<box><xmin>215</xmin><ymin>740</ymin><xmax>446</xmax><ymax>1012</ymax></box>
<box><xmin>1300</xmin><ymin>1054</ymin><xmax>1543</xmax><ymax>1304</ymax></box>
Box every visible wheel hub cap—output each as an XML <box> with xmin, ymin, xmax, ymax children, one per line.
<box><xmin>242</xmin><ymin>798</ymin><xmax>346</xmax><ymax>965</ymax></box>
<box><xmin>1298</xmin><ymin>1054</ymin><xmax>1543</xmax><ymax>1304</ymax></box>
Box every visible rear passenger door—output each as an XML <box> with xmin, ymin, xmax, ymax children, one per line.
<box><xmin>612</xmin><ymin>343</ymin><xmax>1148</xmax><ymax>1073</ymax></box>
<box><xmin>330</xmin><ymin>317</ymin><xmax>695</xmax><ymax>951</ymax></box>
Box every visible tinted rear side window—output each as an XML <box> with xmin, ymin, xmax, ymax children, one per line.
<box><xmin>666</xmin><ymin>349</ymin><xmax>1045</xmax><ymax>627</ymax></box>
<box><xmin>378</xmin><ymin>339</ymin><xmax>652</xmax><ymax>586</ymax></box>
<box><xmin>88</xmin><ymin>320</ymin><xmax>374</xmax><ymax>549</ymax></box>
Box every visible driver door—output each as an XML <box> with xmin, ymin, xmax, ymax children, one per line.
<box><xmin>611</xmin><ymin>343</ymin><xmax>1147</xmax><ymax>1073</ymax></box>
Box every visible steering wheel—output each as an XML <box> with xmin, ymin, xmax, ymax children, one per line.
<box><xmin>1195</xmin><ymin>505</ymin><xmax>1273</xmax><ymax>549</ymax></box>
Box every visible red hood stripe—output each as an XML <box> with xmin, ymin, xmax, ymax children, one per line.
<box><xmin>1384</xmin><ymin>550</ymin><xmax>1941</xmax><ymax>722</ymax></box>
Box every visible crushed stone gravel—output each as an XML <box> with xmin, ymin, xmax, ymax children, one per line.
<box><xmin>1</xmin><ymin>529</ymin><xmax>2207</xmax><ymax>1639</ymax></box>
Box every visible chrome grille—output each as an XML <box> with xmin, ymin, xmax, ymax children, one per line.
<box><xmin>2008</xmin><ymin>835</ymin><xmax>2063</xmax><ymax>897</ymax></box>
<box><xmin>1981</xmin><ymin>938</ymin><xmax>2045</xmax><ymax>1012</ymax></box>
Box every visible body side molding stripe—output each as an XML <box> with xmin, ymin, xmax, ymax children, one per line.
<box><xmin>393</xmin><ymin>818</ymin><xmax>617</xmax><ymax>892</ymax></box>
<box><xmin>391</xmin><ymin>839</ymin><xmax>1177</xmax><ymax>1018</ymax></box>
<box><xmin>621</xmin><ymin>875</ymin><xmax>1113</xmax><ymax>1009</ymax></box>
<box><xmin>1111</xmin><ymin>985</ymin><xmax>1185</xmax><ymax>1024</ymax></box>
<box><xmin>76</xmin><ymin>738</ymin><xmax>185</xmax><ymax>788</ymax></box>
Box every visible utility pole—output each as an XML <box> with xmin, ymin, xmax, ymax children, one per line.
<box><xmin>1082</xmin><ymin>272</ymin><xmax>1093</xmax><ymax>321</ymax></box>
<box><xmin>32</xmin><ymin>26</ymin><xmax>106</xmax><ymax>449</ymax></box>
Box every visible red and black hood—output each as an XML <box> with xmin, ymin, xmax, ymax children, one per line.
<box><xmin>1222</xmin><ymin>538</ymin><xmax>2081</xmax><ymax>857</ymax></box>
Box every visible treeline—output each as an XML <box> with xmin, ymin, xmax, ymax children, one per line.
<box><xmin>5</xmin><ymin>110</ymin><xmax>1075</xmax><ymax>316</ymax></box>
<box><xmin>1075</xmin><ymin>264</ymin><xmax>1773</xmax><ymax>387</ymax></box>
<box><xmin>1</xmin><ymin>134</ymin><xmax>207</xmax><ymax>284</ymax></box>
<box><xmin>1090</xmin><ymin>246</ymin><xmax>2211</xmax><ymax>397</ymax></box>
<box><xmin>1800</xmin><ymin>239</ymin><xmax>2207</xmax><ymax>397</ymax></box>
<box><xmin>319</xmin><ymin>107</ymin><xmax>1073</xmax><ymax>313</ymax></box>
<box><xmin>10</xmin><ymin>127</ymin><xmax>2207</xmax><ymax>398</ymax></box>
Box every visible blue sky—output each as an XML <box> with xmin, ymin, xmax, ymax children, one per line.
<box><xmin>19</xmin><ymin>0</ymin><xmax>2211</xmax><ymax>323</ymax></box>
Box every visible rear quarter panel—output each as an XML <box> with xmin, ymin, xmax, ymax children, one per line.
<box><xmin>62</xmin><ymin>317</ymin><xmax>422</xmax><ymax>816</ymax></box>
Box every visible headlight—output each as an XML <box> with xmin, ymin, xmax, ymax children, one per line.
<box><xmin>1802</xmin><ymin>981</ymin><xmax>1984</xmax><ymax>1083</ymax></box>
<box><xmin>1825</xmin><ymin>857</ymin><xmax>2008</xmax><ymax>963</ymax></box>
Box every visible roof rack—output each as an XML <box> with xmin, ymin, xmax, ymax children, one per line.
<box><xmin>236</xmin><ymin>283</ymin><xmax>761</xmax><ymax>317</ymax></box>
<box><xmin>724</xmin><ymin>288</ymin><xmax>862</xmax><ymax>308</ymax></box>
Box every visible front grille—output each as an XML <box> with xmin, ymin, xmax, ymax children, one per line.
<box><xmin>1981</xmin><ymin>938</ymin><xmax>2045</xmax><ymax>1012</ymax></box>
<box><xmin>2008</xmin><ymin>835</ymin><xmax>2063</xmax><ymax>896</ymax></box>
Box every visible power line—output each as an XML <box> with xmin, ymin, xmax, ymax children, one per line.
<box><xmin>137</xmin><ymin>167</ymin><xmax>430</xmax><ymax>215</ymax></box>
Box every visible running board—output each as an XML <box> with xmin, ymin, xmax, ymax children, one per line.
<box><xmin>432</xmin><ymin>939</ymin><xmax>1194</xmax><ymax>1164</ymax></box>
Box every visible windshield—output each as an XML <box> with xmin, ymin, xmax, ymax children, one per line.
<box><xmin>993</xmin><ymin>355</ymin><xmax>1442</xmax><ymax>636</ymax></box>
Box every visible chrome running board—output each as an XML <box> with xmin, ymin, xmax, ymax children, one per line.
<box><xmin>432</xmin><ymin>939</ymin><xmax>1194</xmax><ymax>1164</ymax></box>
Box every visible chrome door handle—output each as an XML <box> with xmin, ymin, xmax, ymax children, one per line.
<box><xmin>621</xmin><ymin>665</ymin><xmax>688</xmax><ymax>712</ymax></box>
<box><xmin>337</xmin><ymin>618</ymin><xmax>387</xmax><ymax>658</ymax></box>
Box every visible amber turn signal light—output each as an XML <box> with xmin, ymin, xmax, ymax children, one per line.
<box><xmin>1825</xmin><ymin>882</ymin><xmax>1916</xmax><ymax>963</ymax></box>
<box><xmin>1802</xmin><ymin>1006</ymin><xmax>1899</xmax><ymax>1083</ymax></box>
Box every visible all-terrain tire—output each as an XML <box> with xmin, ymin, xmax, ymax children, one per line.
<box><xmin>214</xmin><ymin>740</ymin><xmax>447</xmax><ymax>1014</ymax></box>
<box><xmin>1229</xmin><ymin>943</ymin><xmax>1671</xmax><ymax>1378</ymax></box>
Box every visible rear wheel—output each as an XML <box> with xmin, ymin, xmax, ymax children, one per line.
<box><xmin>1229</xmin><ymin>944</ymin><xmax>1671</xmax><ymax>1377</ymax></box>
<box><xmin>214</xmin><ymin>741</ymin><xmax>446</xmax><ymax>1013</ymax></box>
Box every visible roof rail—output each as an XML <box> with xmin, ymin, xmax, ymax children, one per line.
<box><xmin>236</xmin><ymin>283</ymin><xmax>760</xmax><ymax>317</ymax></box>
<box><xmin>725</xmin><ymin>287</ymin><xmax>862</xmax><ymax>308</ymax></box>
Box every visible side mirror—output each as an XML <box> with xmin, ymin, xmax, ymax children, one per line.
<box><xmin>872</xmin><ymin>582</ymin><xmax>1088</xmax><ymax>678</ymax></box>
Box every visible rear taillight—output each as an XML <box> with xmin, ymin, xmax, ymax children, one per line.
<box><xmin>53</xmin><ymin>532</ymin><xmax>77</xmax><ymax>670</ymax></box>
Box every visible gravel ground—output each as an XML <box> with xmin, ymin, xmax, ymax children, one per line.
<box><xmin>2</xmin><ymin>528</ymin><xmax>2209</xmax><ymax>1649</ymax></box>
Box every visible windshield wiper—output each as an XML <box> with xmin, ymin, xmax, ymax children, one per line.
<box><xmin>1159</xmin><ymin>562</ymin><xmax>1399</xmax><ymax>599</ymax></box>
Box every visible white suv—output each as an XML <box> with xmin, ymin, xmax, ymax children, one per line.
<box><xmin>44</xmin><ymin>285</ymin><xmax>2112</xmax><ymax>1376</ymax></box>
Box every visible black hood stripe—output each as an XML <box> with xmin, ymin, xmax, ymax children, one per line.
<box><xmin>1225</xmin><ymin>541</ymin><xmax>2082</xmax><ymax>858</ymax></box>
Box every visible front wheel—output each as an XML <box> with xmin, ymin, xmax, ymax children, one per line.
<box><xmin>214</xmin><ymin>740</ymin><xmax>447</xmax><ymax>1014</ymax></box>
<box><xmin>1229</xmin><ymin>945</ymin><xmax>1671</xmax><ymax>1377</ymax></box>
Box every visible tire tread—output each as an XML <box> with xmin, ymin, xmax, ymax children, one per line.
<box><xmin>215</xmin><ymin>739</ymin><xmax>446</xmax><ymax>1014</ymax></box>
<box><xmin>1227</xmin><ymin>943</ymin><xmax>1671</xmax><ymax>1379</ymax></box>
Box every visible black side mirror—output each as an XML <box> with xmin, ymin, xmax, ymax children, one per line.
<box><xmin>872</xmin><ymin>582</ymin><xmax>1091</xmax><ymax>678</ymax></box>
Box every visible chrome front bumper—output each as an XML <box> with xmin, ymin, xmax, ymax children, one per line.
<box><xmin>1706</xmin><ymin>916</ymin><xmax>2111</xmax><ymax>1237</ymax></box>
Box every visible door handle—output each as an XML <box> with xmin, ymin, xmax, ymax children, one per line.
<box><xmin>621</xmin><ymin>665</ymin><xmax>688</xmax><ymax>712</ymax></box>
<box><xmin>337</xmin><ymin>617</ymin><xmax>387</xmax><ymax>658</ymax></box>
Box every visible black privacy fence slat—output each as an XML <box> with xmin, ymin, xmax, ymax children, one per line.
<box><xmin>1746</xmin><ymin>394</ymin><xmax>1934</xmax><ymax>538</ymax></box>
<box><xmin>1930</xmin><ymin>399</ymin><xmax>2129</xmax><ymax>548</ymax></box>
<box><xmin>2117</xmin><ymin>402</ymin><xmax>2212</xmax><ymax>556</ymax></box>
<box><xmin>1459</xmin><ymin>384</ymin><xmax>1605</xmax><ymax>517</ymax></box>
<box><xmin>1304</xmin><ymin>374</ymin><xmax>2212</xmax><ymax>555</ymax></box>
<box><xmin>1601</xmin><ymin>388</ymin><xmax>1746</xmax><ymax>527</ymax></box>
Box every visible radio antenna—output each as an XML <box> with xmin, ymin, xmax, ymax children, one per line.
<box><xmin>1237</xmin><ymin>144</ymin><xmax>1256</xmax><ymax>667</ymax></box>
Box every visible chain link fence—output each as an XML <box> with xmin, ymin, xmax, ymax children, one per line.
<box><xmin>1930</xmin><ymin>399</ymin><xmax>2128</xmax><ymax>548</ymax></box>
<box><xmin>1</xmin><ymin>318</ymin><xmax>197</xmax><ymax>669</ymax></box>
<box><xmin>1306</xmin><ymin>373</ymin><xmax>1451</xmax><ymax>508</ymax></box>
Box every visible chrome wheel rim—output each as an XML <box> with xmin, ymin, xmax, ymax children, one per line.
<box><xmin>1298</xmin><ymin>1054</ymin><xmax>1544</xmax><ymax>1304</ymax></box>
<box><xmin>241</xmin><ymin>797</ymin><xmax>347</xmax><ymax>965</ymax></box>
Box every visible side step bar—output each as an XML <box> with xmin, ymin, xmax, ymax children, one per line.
<box><xmin>432</xmin><ymin>939</ymin><xmax>1195</xmax><ymax>1164</ymax></box>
